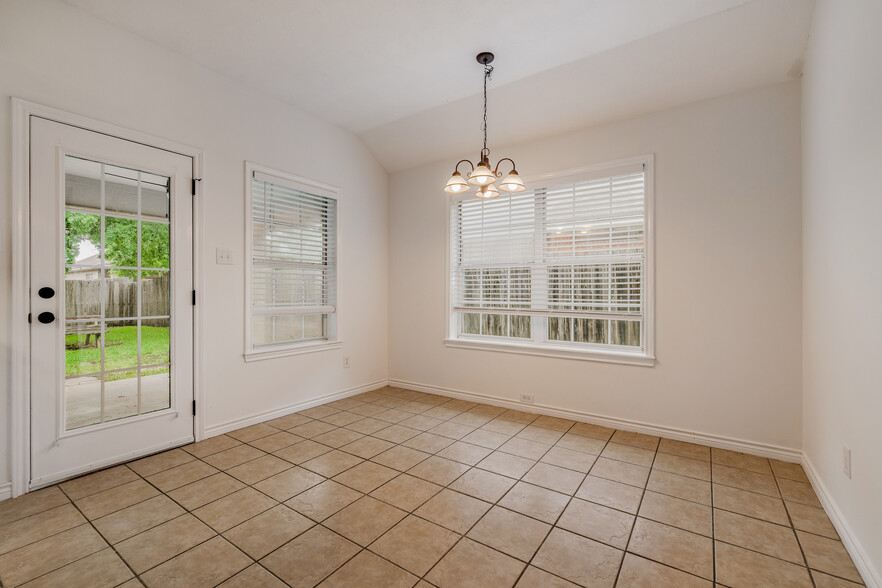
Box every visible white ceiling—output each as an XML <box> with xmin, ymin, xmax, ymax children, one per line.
<box><xmin>61</xmin><ymin>0</ymin><xmax>814</xmax><ymax>172</ymax></box>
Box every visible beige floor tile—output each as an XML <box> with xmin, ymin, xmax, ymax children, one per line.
<box><xmin>646</xmin><ymin>469</ymin><xmax>711</xmax><ymax>505</ymax></box>
<box><xmin>369</xmin><ymin>515</ymin><xmax>459</xmax><ymax>576</ymax></box>
<box><xmin>371</xmin><ymin>445</ymin><xmax>431</xmax><ymax>471</ymax></box>
<box><xmin>437</xmin><ymin>441</ymin><xmax>493</xmax><ymax>465</ymax></box>
<box><xmin>479</xmin><ymin>418</ymin><xmax>526</xmax><ymax>437</ymax></box>
<box><xmin>129</xmin><ymin>449</ymin><xmax>195</xmax><ymax>477</ymax></box>
<box><xmin>786</xmin><ymin>501</ymin><xmax>839</xmax><ymax>539</ymax></box>
<box><xmin>219</xmin><ymin>563</ymin><xmax>288</xmax><ymax>587</ymax></box>
<box><xmin>223</xmin><ymin>504</ymin><xmax>313</xmax><ymax>559</ymax></box>
<box><xmin>339</xmin><ymin>436</ymin><xmax>395</xmax><ymax>459</ymax></box>
<box><xmin>541</xmin><ymin>446</ymin><xmax>597</xmax><ymax>473</ymax></box>
<box><xmin>711</xmin><ymin>448</ymin><xmax>772</xmax><ymax>475</ymax></box>
<box><xmin>715</xmin><ymin>541</ymin><xmax>812</xmax><ymax>588</ymax></box>
<box><xmin>273</xmin><ymin>439</ymin><xmax>332</xmax><ymax>464</ymax></box>
<box><xmin>467</xmin><ymin>506</ymin><xmax>551</xmax><ymax>561</ymax></box>
<box><xmin>516</xmin><ymin>566</ymin><xmax>580</xmax><ymax>587</ymax></box>
<box><xmin>146</xmin><ymin>460</ymin><xmax>219</xmax><ymax>493</ymax></box>
<box><xmin>779</xmin><ymin>478</ymin><xmax>823</xmax><ymax>508</ymax></box>
<box><xmin>429</xmin><ymin>420</ymin><xmax>476</xmax><ymax>440</ymax></box>
<box><xmin>517</xmin><ymin>425</ymin><xmax>565</xmax><ymax>445</ymax></box>
<box><xmin>284</xmin><ymin>480</ymin><xmax>362</xmax><ymax>522</ymax></box>
<box><xmin>611</xmin><ymin>430</ymin><xmax>660</xmax><ymax>451</ymax></box>
<box><xmin>652</xmin><ymin>452</ymin><xmax>710</xmax><ymax>481</ymax></box>
<box><xmin>570</xmin><ymin>422</ymin><xmax>615</xmax><ymax>440</ymax></box>
<box><xmin>461</xmin><ymin>428</ymin><xmax>511</xmax><ymax>449</ymax></box>
<box><xmin>252</xmin><ymin>466</ymin><xmax>326</xmax><ymax>502</ymax></box>
<box><xmin>372</xmin><ymin>424</ymin><xmax>421</xmax><ymax>442</ymax></box>
<box><xmin>399</xmin><ymin>401</ymin><xmax>435</xmax><ymax>415</ymax></box>
<box><xmin>58</xmin><ymin>465</ymin><xmax>139</xmax><ymax>501</ymax></box>
<box><xmin>422</xmin><ymin>405</ymin><xmax>464</xmax><ymax>420</ymax></box>
<box><xmin>498</xmin><ymin>437</ymin><xmax>552</xmax><ymax>460</ymax></box>
<box><xmin>407</xmin><ymin>456</ymin><xmax>471</xmax><ymax>486</ymax></box>
<box><xmin>811</xmin><ymin>570</ymin><xmax>865</xmax><ymax>587</ymax></box>
<box><xmin>797</xmin><ymin>530</ymin><xmax>864</xmax><ymax>583</ymax></box>
<box><xmin>477</xmin><ymin>451</ymin><xmax>536</xmax><ymax>479</ymax></box>
<box><xmin>400</xmin><ymin>415</ymin><xmax>445</xmax><ymax>432</ymax></box>
<box><xmin>375</xmin><ymin>409</ymin><xmax>416</xmax><ymax>425</ymax></box>
<box><xmin>449</xmin><ymin>468</ymin><xmax>517</xmax><ymax>503</ymax></box>
<box><xmin>713</xmin><ymin>484</ymin><xmax>789</xmax><ymax>525</ymax></box>
<box><xmin>449</xmin><ymin>413</ymin><xmax>492</xmax><ymax>428</ymax></box>
<box><xmin>324</xmin><ymin>496</ymin><xmax>407</xmax><ymax>546</ymax></box>
<box><xmin>302</xmin><ymin>450</ymin><xmax>363</xmax><ymax>477</ymax></box>
<box><xmin>345</xmin><ymin>417</ymin><xmax>392</xmax><ymax>436</ymax></box>
<box><xmin>498</xmin><ymin>409</ymin><xmax>540</xmax><ymax>425</ymax></box>
<box><xmin>426</xmin><ymin>538</ymin><xmax>525</xmax><ymax>588</ymax></box>
<box><xmin>75</xmin><ymin>479</ymin><xmax>160</xmax><ymax>520</ymax></box>
<box><xmin>261</xmin><ymin>525</ymin><xmax>360</xmax><ymax>587</ymax></box>
<box><xmin>554</xmin><ymin>432</ymin><xmax>607</xmax><ymax>455</ymax></box>
<box><xmin>468</xmin><ymin>404</ymin><xmax>506</xmax><ymax>418</ymax></box>
<box><xmin>657</xmin><ymin>439</ymin><xmax>711</xmax><ymax>462</ymax></box>
<box><xmin>415</xmin><ymin>489</ymin><xmax>491</xmax><ymax>534</ymax></box>
<box><xmin>403</xmin><ymin>432</ymin><xmax>456</xmax><ymax>454</ymax></box>
<box><xmin>533</xmin><ymin>415</ymin><xmax>575</xmax><ymax>432</ymax></box>
<box><xmin>289</xmin><ymin>420</ymin><xmax>338</xmax><ymax>439</ymax></box>
<box><xmin>771</xmin><ymin>460</ymin><xmax>810</xmax><ymax>483</ymax></box>
<box><xmin>249</xmin><ymin>431</ymin><xmax>303</xmax><ymax>453</ymax></box>
<box><xmin>715</xmin><ymin>509</ymin><xmax>802</xmax><ymax>563</ymax></box>
<box><xmin>532</xmin><ymin>527</ymin><xmax>622</xmax><ymax>587</ymax></box>
<box><xmin>182</xmin><ymin>435</ymin><xmax>242</xmax><ymax>458</ymax></box>
<box><xmin>227</xmin><ymin>454</ymin><xmax>292</xmax><ymax>485</ymax></box>
<box><xmin>299</xmin><ymin>405</ymin><xmax>341</xmax><ymax>420</ymax></box>
<box><xmin>443</xmin><ymin>399</ymin><xmax>479</xmax><ymax>412</ymax></box>
<box><xmin>638</xmin><ymin>491</ymin><xmax>712</xmax><ymax>537</ymax></box>
<box><xmin>591</xmin><ymin>457</ymin><xmax>650</xmax><ymax>488</ymax></box>
<box><xmin>312</xmin><ymin>427</ymin><xmax>365</xmax><ymax>448</ymax></box>
<box><xmin>627</xmin><ymin>518</ymin><xmax>713</xmax><ymax>579</ymax></box>
<box><xmin>712</xmin><ymin>463</ymin><xmax>780</xmax><ymax>497</ymax></box>
<box><xmin>202</xmin><ymin>445</ymin><xmax>266</xmax><ymax>471</ymax></box>
<box><xmin>319</xmin><ymin>411</ymin><xmax>364</xmax><ymax>427</ymax></box>
<box><xmin>0</xmin><ymin>487</ymin><xmax>69</xmax><ymax>527</ymax></box>
<box><xmin>320</xmin><ymin>550</ymin><xmax>417</xmax><ymax>588</ymax></box>
<box><xmin>115</xmin><ymin>514</ymin><xmax>215</xmax><ymax>574</ymax></box>
<box><xmin>576</xmin><ymin>475</ymin><xmax>644</xmax><ymax>514</ymax></box>
<box><xmin>618</xmin><ymin>553</ymin><xmax>711</xmax><ymax>587</ymax></box>
<box><xmin>93</xmin><ymin>495</ymin><xmax>185</xmax><ymax>544</ymax></box>
<box><xmin>498</xmin><ymin>481</ymin><xmax>570</xmax><ymax>524</ymax></box>
<box><xmin>333</xmin><ymin>461</ymin><xmax>399</xmax><ymax>493</ymax></box>
<box><xmin>352</xmin><ymin>404</ymin><xmax>395</xmax><ymax>418</ymax></box>
<box><xmin>522</xmin><ymin>462</ymin><xmax>584</xmax><ymax>495</ymax></box>
<box><xmin>140</xmin><ymin>536</ymin><xmax>250</xmax><ymax>588</ymax></box>
<box><xmin>168</xmin><ymin>472</ymin><xmax>246</xmax><ymax>510</ymax></box>
<box><xmin>600</xmin><ymin>442</ymin><xmax>655</xmax><ymax>467</ymax></box>
<box><xmin>226</xmin><ymin>423</ymin><xmax>280</xmax><ymax>443</ymax></box>
<box><xmin>193</xmin><ymin>487</ymin><xmax>276</xmax><ymax>533</ymax></box>
<box><xmin>0</xmin><ymin>524</ymin><xmax>107</xmax><ymax>587</ymax></box>
<box><xmin>20</xmin><ymin>547</ymin><xmax>133</xmax><ymax>588</ymax></box>
<box><xmin>557</xmin><ymin>498</ymin><xmax>634</xmax><ymax>548</ymax></box>
<box><xmin>0</xmin><ymin>503</ymin><xmax>85</xmax><ymax>555</ymax></box>
<box><xmin>264</xmin><ymin>412</ymin><xmax>312</xmax><ymax>430</ymax></box>
<box><xmin>371</xmin><ymin>474</ymin><xmax>442</xmax><ymax>511</ymax></box>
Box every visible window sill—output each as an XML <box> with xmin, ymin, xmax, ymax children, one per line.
<box><xmin>443</xmin><ymin>338</ymin><xmax>655</xmax><ymax>366</ymax></box>
<box><xmin>244</xmin><ymin>340</ymin><xmax>342</xmax><ymax>363</ymax></box>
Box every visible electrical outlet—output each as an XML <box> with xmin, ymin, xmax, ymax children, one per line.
<box><xmin>216</xmin><ymin>248</ymin><xmax>233</xmax><ymax>265</ymax></box>
<box><xmin>842</xmin><ymin>445</ymin><xmax>852</xmax><ymax>479</ymax></box>
<box><xmin>520</xmin><ymin>393</ymin><xmax>535</xmax><ymax>404</ymax></box>
<box><xmin>343</xmin><ymin>356</ymin><xmax>350</xmax><ymax>369</ymax></box>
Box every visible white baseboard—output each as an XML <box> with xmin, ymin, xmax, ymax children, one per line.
<box><xmin>802</xmin><ymin>453</ymin><xmax>880</xmax><ymax>588</ymax></box>
<box><xmin>0</xmin><ymin>482</ymin><xmax>11</xmax><ymax>502</ymax></box>
<box><xmin>388</xmin><ymin>378</ymin><xmax>802</xmax><ymax>462</ymax></box>
<box><xmin>203</xmin><ymin>379</ymin><xmax>389</xmax><ymax>438</ymax></box>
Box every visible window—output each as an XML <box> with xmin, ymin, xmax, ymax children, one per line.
<box><xmin>245</xmin><ymin>164</ymin><xmax>339</xmax><ymax>359</ymax></box>
<box><xmin>448</xmin><ymin>156</ymin><xmax>653</xmax><ymax>364</ymax></box>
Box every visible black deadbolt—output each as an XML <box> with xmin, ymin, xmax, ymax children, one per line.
<box><xmin>38</xmin><ymin>287</ymin><xmax>55</xmax><ymax>299</ymax></box>
<box><xmin>37</xmin><ymin>312</ymin><xmax>55</xmax><ymax>324</ymax></box>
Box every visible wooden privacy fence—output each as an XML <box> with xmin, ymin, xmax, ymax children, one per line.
<box><xmin>66</xmin><ymin>274</ymin><xmax>169</xmax><ymax>327</ymax></box>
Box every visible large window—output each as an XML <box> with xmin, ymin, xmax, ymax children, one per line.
<box><xmin>246</xmin><ymin>164</ymin><xmax>339</xmax><ymax>359</ymax></box>
<box><xmin>448</xmin><ymin>157</ymin><xmax>653</xmax><ymax>364</ymax></box>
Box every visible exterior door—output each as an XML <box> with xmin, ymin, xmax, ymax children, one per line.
<box><xmin>29</xmin><ymin>117</ymin><xmax>194</xmax><ymax>488</ymax></box>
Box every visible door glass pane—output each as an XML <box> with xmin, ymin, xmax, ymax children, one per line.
<box><xmin>104</xmin><ymin>270</ymin><xmax>137</xmax><ymax>319</ymax></box>
<box><xmin>104</xmin><ymin>369</ymin><xmax>139</xmax><ymax>422</ymax></box>
<box><xmin>104</xmin><ymin>164</ymin><xmax>139</xmax><ymax>216</ymax></box>
<box><xmin>65</xmin><ymin>375</ymin><xmax>102</xmax><ymax>430</ymax></box>
<box><xmin>141</xmin><ymin>318</ymin><xmax>170</xmax><ymax>366</ymax></box>
<box><xmin>65</xmin><ymin>157</ymin><xmax>101</xmax><ymax>210</ymax></box>
<box><xmin>65</xmin><ymin>211</ymin><xmax>101</xmax><ymax>267</ymax></box>
<box><xmin>141</xmin><ymin>172</ymin><xmax>170</xmax><ymax>220</ymax></box>
<box><xmin>104</xmin><ymin>217</ymin><xmax>139</xmax><ymax>271</ymax></box>
<box><xmin>141</xmin><ymin>370</ymin><xmax>170</xmax><ymax>414</ymax></box>
<box><xmin>141</xmin><ymin>221</ymin><xmax>170</xmax><ymax>269</ymax></box>
<box><xmin>141</xmin><ymin>271</ymin><xmax>169</xmax><ymax>316</ymax></box>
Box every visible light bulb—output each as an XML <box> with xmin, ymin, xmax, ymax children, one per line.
<box><xmin>444</xmin><ymin>171</ymin><xmax>470</xmax><ymax>193</ymax></box>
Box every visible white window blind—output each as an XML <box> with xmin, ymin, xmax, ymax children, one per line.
<box><xmin>251</xmin><ymin>172</ymin><xmax>337</xmax><ymax>348</ymax></box>
<box><xmin>451</xmin><ymin>164</ymin><xmax>647</xmax><ymax>351</ymax></box>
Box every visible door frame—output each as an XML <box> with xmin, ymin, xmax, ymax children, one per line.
<box><xmin>10</xmin><ymin>98</ymin><xmax>205</xmax><ymax>497</ymax></box>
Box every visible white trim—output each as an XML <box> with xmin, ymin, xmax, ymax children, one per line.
<box><xmin>10</xmin><ymin>98</ymin><xmax>205</xmax><ymax>497</ymax></box>
<box><xmin>388</xmin><ymin>378</ymin><xmax>801</xmax><ymax>462</ymax></box>
<box><xmin>244</xmin><ymin>161</ymin><xmax>342</xmax><ymax>357</ymax></box>
<box><xmin>0</xmin><ymin>483</ymin><xmax>11</xmax><ymax>502</ymax></box>
<box><xmin>444</xmin><ymin>338</ymin><xmax>655</xmax><ymax>366</ymax></box>
<box><xmin>802</xmin><ymin>453</ymin><xmax>880</xmax><ymax>588</ymax></box>
<box><xmin>204</xmin><ymin>379</ymin><xmax>387</xmax><ymax>437</ymax></box>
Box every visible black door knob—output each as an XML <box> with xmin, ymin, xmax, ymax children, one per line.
<box><xmin>37</xmin><ymin>312</ymin><xmax>55</xmax><ymax>324</ymax></box>
<box><xmin>38</xmin><ymin>287</ymin><xmax>55</xmax><ymax>299</ymax></box>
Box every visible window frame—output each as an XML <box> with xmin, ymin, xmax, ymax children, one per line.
<box><xmin>444</xmin><ymin>154</ymin><xmax>655</xmax><ymax>366</ymax></box>
<box><xmin>244</xmin><ymin>161</ymin><xmax>342</xmax><ymax>362</ymax></box>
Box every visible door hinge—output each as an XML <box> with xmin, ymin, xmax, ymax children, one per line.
<box><xmin>192</xmin><ymin>290</ymin><xmax>196</xmax><ymax>305</ymax></box>
<box><xmin>192</xmin><ymin>178</ymin><xmax>201</xmax><ymax>196</ymax></box>
<box><xmin>28</xmin><ymin>313</ymin><xmax>32</xmax><ymax>324</ymax></box>
<box><xmin>192</xmin><ymin>400</ymin><xmax>196</xmax><ymax>416</ymax></box>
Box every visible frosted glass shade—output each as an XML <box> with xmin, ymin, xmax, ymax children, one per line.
<box><xmin>444</xmin><ymin>171</ymin><xmax>470</xmax><ymax>193</ymax></box>
<box><xmin>468</xmin><ymin>162</ymin><xmax>496</xmax><ymax>186</ymax></box>
<box><xmin>476</xmin><ymin>184</ymin><xmax>500</xmax><ymax>199</ymax></box>
<box><xmin>499</xmin><ymin>171</ymin><xmax>526</xmax><ymax>192</ymax></box>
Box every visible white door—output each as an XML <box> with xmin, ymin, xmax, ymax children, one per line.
<box><xmin>29</xmin><ymin>117</ymin><xmax>194</xmax><ymax>488</ymax></box>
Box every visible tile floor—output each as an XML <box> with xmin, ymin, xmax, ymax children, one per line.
<box><xmin>0</xmin><ymin>386</ymin><xmax>865</xmax><ymax>587</ymax></box>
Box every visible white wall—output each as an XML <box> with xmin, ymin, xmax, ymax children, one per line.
<box><xmin>0</xmin><ymin>0</ymin><xmax>389</xmax><ymax>488</ymax></box>
<box><xmin>389</xmin><ymin>82</ymin><xmax>803</xmax><ymax>453</ymax></box>
<box><xmin>802</xmin><ymin>0</ymin><xmax>882</xmax><ymax>582</ymax></box>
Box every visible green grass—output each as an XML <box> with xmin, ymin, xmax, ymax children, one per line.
<box><xmin>66</xmin><ymin>325</ymin><xmax>169</xmax><ymax>380</ymax></box>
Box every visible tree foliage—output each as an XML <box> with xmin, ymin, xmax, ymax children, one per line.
<box><xmin>66</xmin><ymin>211</ymin><xmax>169</xmax><ymax>277</ymax></box>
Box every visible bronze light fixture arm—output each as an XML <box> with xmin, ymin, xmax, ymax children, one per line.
<box><xmin>493</xmin><ymin>157</ymin><xmax>517</xmax><ymax>178</ymax></box>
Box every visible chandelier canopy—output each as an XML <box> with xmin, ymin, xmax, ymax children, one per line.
<box><xmin>443</xmin><ymin>52</ymin><xmax>525</xmax><ymax>198</ymax></box>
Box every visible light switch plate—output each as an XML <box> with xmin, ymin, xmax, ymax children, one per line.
<box><xmin>216</xmin><ymin>248</ymin><xmax>233</xmax><ymax>265</ymax></box>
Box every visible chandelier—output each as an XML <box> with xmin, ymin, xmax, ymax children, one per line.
<box><xmin>443</xmin><ymin>52</ymin><xmax>525</xmax><ymax>198</ymax></box>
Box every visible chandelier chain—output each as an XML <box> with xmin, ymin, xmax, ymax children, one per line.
<box><xmin>482</xmin><ymin>63</ymin><xmax>493</xmax><ymax>159</ymax></box>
